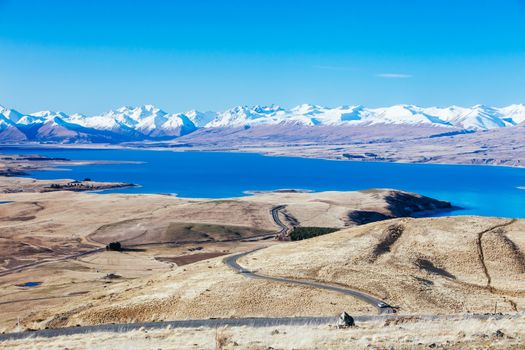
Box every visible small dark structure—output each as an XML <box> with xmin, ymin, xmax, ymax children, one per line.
<box><xmin>106</xmin><ymin>241</ymin><xmax>122</xmax><ymax>251</ymax></box>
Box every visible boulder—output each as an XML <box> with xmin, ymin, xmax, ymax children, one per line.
<box><xmin>337</xmin><ymin>311</ymin><xmax>355</xmax><ymax>328</ymax></box>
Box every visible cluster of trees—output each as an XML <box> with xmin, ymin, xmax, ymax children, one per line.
<box><xmin>106</xmin><ymin>241</ymin><xmax>122</xmax><ymax>251</ymax></box>
<box><xmin>48</xmin><ymin>181</ymin><xmax>95</xmax><ymax>190</ymax></box>
<box><xmin>289</xmin><ymin>226</ymin><xmax>339</xmax><ymax>241</ymax></box>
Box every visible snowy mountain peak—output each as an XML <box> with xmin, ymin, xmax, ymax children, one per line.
<box><xmin>291</xmin><ymin>103</ymin><xmax>323</xmax><ymax>113</ymax></box>
<box><xmin>0</xmin><ymin>106</ymin><xmax>24</xmax><ymax>123</ymax></box>
<box><xmin>1</xmin><ymin>103</ymin><xmax>524</xmax><ymax>143</ymax></box>
<box><xmin>185</xmin><ymin>110</ymin><xmax>218</xmax><ymax>128</ymax></box>
<box><xmin>30</xmin><ymin>110</ymin><xmax>69</xmax><ymax>119</ymax></box>
<box><xmin>253</xmin><ymin>104</ymin><xmax>284</xmax><ymax>114</ymax></box>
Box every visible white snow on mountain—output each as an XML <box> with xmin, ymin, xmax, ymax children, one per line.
<box><xmin>0</xmin><ymin>105</ymin><xmax>25</xmax><ymax>124</ymax></box>
<box><xmin>203</xmin><ymin>103</ymin><xmax>525</xmax><ymax>129</ymax></box>
<box><xmin>498</xmin><ymin>104</ymin><xmax>525</xmax><ymax>124</ymax></box>
<box><xmin>185</xmin><ymin>110</ymin><xmax>218</xmax><ymax>128</ymax></box>
<box><xmin>206</xmin><ymin>105</ymin><xmax>288</xmax><ymax>128</ymax></box>
<box><xmin>0</xmin><ymin>103</ymin><xmax>524</xmax><ymax>142</ymax></box>
<box><xmin>64</xmin><ymin>105</ymin><xmax>196</xmax><ymax>137</ymax></box>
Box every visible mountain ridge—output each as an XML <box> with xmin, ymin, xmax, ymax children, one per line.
<box><xmin>1</xmin><ymin>103</ymin><xmax>524</xmax><ymax>143</ymax></box>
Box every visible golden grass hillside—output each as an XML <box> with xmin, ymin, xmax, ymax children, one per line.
<box><xmin>243</xmin><ymin>216</ymin><xmax>525</xmax><ymax>314</ymax></box>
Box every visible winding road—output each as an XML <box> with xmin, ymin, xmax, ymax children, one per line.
<box><xmin>271</xmin><ymin>205</ymin><xmax>289</xmax><ymax>236</ymax></box>
<box><xmin>255</xmin><ymin>206</ymin><xmax>394</xmax><ymax>313</ymax></box>
<box><xmin>223</xmin><ymin>249</ymin><xmax>395</xmax><ymax>314</ymax></box>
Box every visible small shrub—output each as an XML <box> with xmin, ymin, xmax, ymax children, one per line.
<box><xmin>215</xmin><ymin>326</ymin><xmax>231</xmax><ymax>349</ymax></box>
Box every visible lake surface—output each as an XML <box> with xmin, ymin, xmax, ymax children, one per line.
<box><xmin>1</xmin><ymin>147</ymin><xmax>525</xmax><ymax>218</ymax></box>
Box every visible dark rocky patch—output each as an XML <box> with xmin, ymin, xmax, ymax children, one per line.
<box><xmin>415</xmin><ymin>258</ymin><xmax>456</xmax><ymax>279</ymax></box>
<box><xmin>348</xmin><ymin>210</ymin><xmax>392</xmax><ymax>225</ymax></box>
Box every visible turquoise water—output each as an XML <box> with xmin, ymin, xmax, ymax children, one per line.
<box><xmin>1</xmin><ymin>147</ymin><xmax>524</xmax><ymax>218</ymax></box>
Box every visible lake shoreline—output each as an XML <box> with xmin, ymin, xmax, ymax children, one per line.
<box><xmin>1</xmin><ymin>147</ymin><xmax>524</xmax><ymax>218</ymax></box>
<box><xmin>0</xmin><ymin>151</ymin><xmax>459</xmax><ymax>218</ymax></box>
<box><xmin>1</xmin><ymin>142</ymin><xmax>524</xmax><ymax>170</ymax></box>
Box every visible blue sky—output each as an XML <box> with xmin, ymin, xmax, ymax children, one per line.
<box><xmin>1</xmin><ymin>0</ymin><xmax>525</xmax><ymax>114</ymax></box>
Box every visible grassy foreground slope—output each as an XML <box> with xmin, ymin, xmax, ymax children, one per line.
<box><xmin>3</xmin><ymin>316</ymin><xmax>525</xmax><ymax>349</ymax></box>
<box><xmin>243</xmin><ymin>217</ymin><xmax>525</xmax><ymax>314</ymax></box>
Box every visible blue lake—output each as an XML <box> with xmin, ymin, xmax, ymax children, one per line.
<box><xmin>1</xmin><ymin>147</ymin><xmax>524</xmax><ymax>218</ymax></box>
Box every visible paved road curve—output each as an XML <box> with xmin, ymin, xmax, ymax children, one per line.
<box><xmin>223</xmin><ymin>249</ymin><xmax>396</xmax><ymax>314</ymax></box>
<box><xmin>271</xmin><ymin>205</ymin><xmax>289</xmax><ymax>236</ymax></box>
<box><xmin>224</xmin><ymin>206</ymin><xmax>395</xmax><ymax>313</ymax></box>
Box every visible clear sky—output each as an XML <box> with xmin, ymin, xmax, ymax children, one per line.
<box><xmin>1</xmin><ymin>0</ymin><xmax>525</xmax><ymax>114</ymax></box>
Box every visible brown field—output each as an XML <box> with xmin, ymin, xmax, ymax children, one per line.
<box><xmin>155</xmin><ymin>251</ymin><xmax>228</xmax><ymax>265</ymax></box>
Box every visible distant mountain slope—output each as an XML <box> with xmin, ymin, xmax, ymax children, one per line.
<box><xmin>0</xmin><ymin>103</ymin><xmax>524</xmax><ymax>143</ymax></box>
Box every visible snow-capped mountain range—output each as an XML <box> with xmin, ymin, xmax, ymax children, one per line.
<box><xmin>1</xmin><ymin>103</ymin><xmax>524</xmax><ymax>143</ymax></box>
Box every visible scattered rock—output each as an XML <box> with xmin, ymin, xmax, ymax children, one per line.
<box><xmin>473</xmin><ymin>332</ymin><xmax>489</xmax><ymax>338</ymax></box>
<box><xmin>271</xmin><ymin>329</ymin><xmax>279</xmax><ymax>335</ymax></box>
<box><xmin>493</xmin><ymin>329</ymin><xmax>505</xmax><ymax>338</ymax></box>
<box><xmin>337</xmin><ymin>311</ymin><xmax>355</xmax><ymax>328</ymax></box>
<box><xmin>103</xmin><ymin>273</ymin><xmax>122</xmax><ymax>280</ymax></box>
